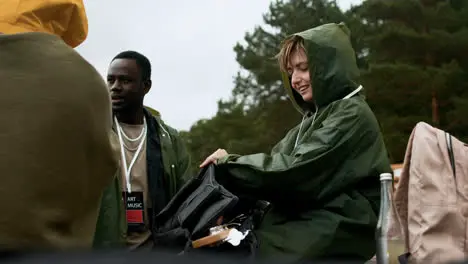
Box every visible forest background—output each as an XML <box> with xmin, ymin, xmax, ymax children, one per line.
<box><xmin>164</xmin><ymin>0</ymin><xmax>468</xmax><ymax>173</ymax></box>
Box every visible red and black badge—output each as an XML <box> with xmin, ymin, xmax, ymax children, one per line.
<box><xmin>123</xmin><ymin>191</ymin><xmax>145</xmax><ymax>232</ymax></box>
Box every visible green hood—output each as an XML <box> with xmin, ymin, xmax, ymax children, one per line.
<box><xmin>281</xmin><ymin>22</ymin><xmax>360</xmax><ymax>114</ymax></box>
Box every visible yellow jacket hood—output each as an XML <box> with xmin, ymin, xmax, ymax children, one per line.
<box><xmin>0</xmin><ymin>0</ymin><xmax>88</xmax><ymax>47</ymax></box>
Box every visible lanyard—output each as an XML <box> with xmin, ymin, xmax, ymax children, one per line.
<box><xmin>114</xmin><ymin>116</ymin><xmax>147</xmax><ymax>193</ymax></box>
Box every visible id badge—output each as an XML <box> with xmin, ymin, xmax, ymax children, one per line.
<box><xmin>123</xmin><ymin>191</ymin><xmax>146</xmax><ymax>232</ymax></box>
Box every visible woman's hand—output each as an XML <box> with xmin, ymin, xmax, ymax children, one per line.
<box><xmin>199</xmin><ymin>148</ymin><xmax>228</xmax><ymax>168</ymax></box>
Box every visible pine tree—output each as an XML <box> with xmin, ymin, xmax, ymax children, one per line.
<box><xmin>355</xmin><ymin>0</ymin><xmax>468</xmax><ymax>161</ymax></box>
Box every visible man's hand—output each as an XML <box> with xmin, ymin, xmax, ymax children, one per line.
<box><xmin>199</xmin><ymin>148</ymin><xmax>228</xmax><ymax>168</ymax></box>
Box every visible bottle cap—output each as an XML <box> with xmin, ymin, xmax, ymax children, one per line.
<box><xmin>380</xmin><ymin>173</ymin><xmax>393</xmax><ymax>181</ymax></box>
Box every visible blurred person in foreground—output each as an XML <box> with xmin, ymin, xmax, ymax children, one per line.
<box><xmin>93</xmin><ymin>51</ymin><xmax>191</xmax><ymax>250</ymax></box>
<box><xmin>0</xmin><ymin>0</ymin><xmax>118</xmax><ymax>250</ymax></box>
<box><xmin>200</xmin><ymin>22</ymin><xmax>391</xmax><ymax>262</ymax></box>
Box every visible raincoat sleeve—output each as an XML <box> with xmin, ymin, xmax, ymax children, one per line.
<box><xmin>173</xmin><ymin>132</ymin><xmax>192</xmax><ymax>189</ymax></box>
<box><xmin>217</xmin><ymin>101</ymin><xmax>377</xmax><ymax>204</ymax></box>
<box><xmin>93</xmin><ymin>171</ymin><xmax>126</xmax><ymax>249</ymax></box>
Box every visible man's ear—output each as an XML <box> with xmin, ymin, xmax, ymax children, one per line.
<box><xmin>143</xmin><ymin>79</ymin><xmax>152</xmax><ymax>95</ymax></box>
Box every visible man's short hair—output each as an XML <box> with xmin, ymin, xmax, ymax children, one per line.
<box><xmin>275</xmin><ymin>35</ymin><xmax>306</xmax><ymax>73</ymax></box>
<box><xmin>112</xmin><ymin>50</ymin><xmax>151</xmax><ymax>81</ymax></box>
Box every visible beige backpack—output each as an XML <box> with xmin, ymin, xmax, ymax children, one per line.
<box><xmin>394</xmin><ymin>122</ymin><xmax>468</xmax><ymax>263</ymax></box>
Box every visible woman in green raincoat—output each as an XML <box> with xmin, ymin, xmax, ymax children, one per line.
<box><xmin>200</xmin><ymin>22</ymin><xmax>391</xmax><ymax>262</ymax></box>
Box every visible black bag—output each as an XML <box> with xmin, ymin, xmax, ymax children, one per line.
<box><xmin>152</xmin><ymin>164</ymin><xmax>270</xmax><ymax>258</ymax></box>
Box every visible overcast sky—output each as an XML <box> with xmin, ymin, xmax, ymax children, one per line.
<box><xmin>76</xmin><ymin>0</ymin><xmax>362</xmax><ymax>131</ymax></box>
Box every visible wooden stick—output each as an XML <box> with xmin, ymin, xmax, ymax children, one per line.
<box><xmin>191</xmin><ymin>229</ymin><xmax>232</xmax><ymax>249</ymax></box>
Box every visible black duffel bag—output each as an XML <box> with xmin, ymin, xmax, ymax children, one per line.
<box><xmin>152</xmin><ymin>164</ymin><xmax>270</xmax><ymax>259</ymax></box>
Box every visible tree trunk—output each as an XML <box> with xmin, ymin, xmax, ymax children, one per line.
<box><xmin>432</xmin><ymin>90</ymin><xmax>440</xmax><ymax>126</ymax></box>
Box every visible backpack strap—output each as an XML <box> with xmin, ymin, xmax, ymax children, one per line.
<box><xmin>398</xmin><ymin>252</ymin><xmax>411</xmax><ymax>264</ymax></box>
<box><xmin>445</xmin><ymin>132</ymin><xmax>456</xmax><ymax>179</ymax></box>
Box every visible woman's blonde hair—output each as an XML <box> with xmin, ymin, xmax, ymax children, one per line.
<box><xmin>275</xmin><ymin>35</ymin><xmax>306</xmax><ymax>73</ymax></box>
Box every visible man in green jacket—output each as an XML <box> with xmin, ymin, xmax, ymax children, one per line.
<box><xmin>94</xmin><ymin>51</ymin><xmax>191</xmax><ymax>250</ymax></box>
<box><xmin>200</xmin><ymin>22</ymin><xmax>391</xmax><ymax>262</ymax></box>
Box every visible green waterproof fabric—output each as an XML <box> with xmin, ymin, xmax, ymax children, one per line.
<box><xmin>217</xmin><ymin>23</ymin><xmax>391</xmax><ymax>262</ymax></box>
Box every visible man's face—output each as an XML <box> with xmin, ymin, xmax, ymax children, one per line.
<box><xmin>288</xmin><ymin>49</ymin><xmax>313</xmax><ymax>102</ymax></box>
<box><xmin>107</xmin><ymin>58</ymin><xmax>149</xmax><ymax>112</ymax></box>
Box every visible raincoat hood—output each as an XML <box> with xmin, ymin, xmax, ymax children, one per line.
<box><xmin>0</xmin><ymin>0</ymin><xmax>88</xmax><ymax>47</ymax></box>
<box><xmin>281</xmin><ymin>22</ymin><xmax>360</xmax><ymax>114</ymax></box>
